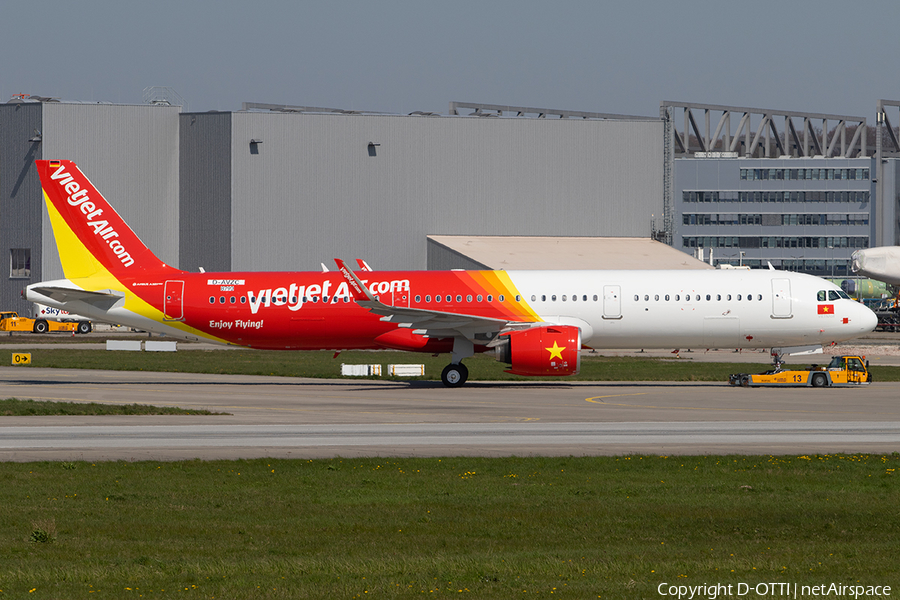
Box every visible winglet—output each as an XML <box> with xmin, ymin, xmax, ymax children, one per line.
<box><xmin>334</xmin><ymin>259</ymin><xmax>376</xmax><ymax>302</ymax></box>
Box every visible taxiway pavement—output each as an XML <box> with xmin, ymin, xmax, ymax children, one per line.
<box><xmin>1</xmin><ymin>367</ymin><xmax>898</xmax><ymax>461</ymax></box>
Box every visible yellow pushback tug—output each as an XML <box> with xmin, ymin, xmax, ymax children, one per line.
<box><xmin>729</xmin><ymin>355</ymin><xmax>871</xmax><ymax>388</ymax></box>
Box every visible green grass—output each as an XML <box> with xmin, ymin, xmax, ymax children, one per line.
<box><xmin>0</xmin><ymin>455</ymin><xmax>897</xmax><ymax>598</ymax></box>
<box><xmin>0</xmin><ymin>398</ymin><xmax>222</xmax><ymax>416</ymax></box>
<box><xmin>11</xmin><ymin>348</ymin><xmax>900</xmax><ymax>382</ymax></box>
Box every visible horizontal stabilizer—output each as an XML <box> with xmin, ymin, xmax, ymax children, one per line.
<box><xmin>28</xmin><ymin>285</ymin><xmax>124</xmax><ymax>311</ymax></box>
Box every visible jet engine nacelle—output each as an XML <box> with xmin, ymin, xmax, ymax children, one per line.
<box><xmin>495</xmin><ymin>325</ymin><xmax>582</xmax><ymax>377</ymax></box>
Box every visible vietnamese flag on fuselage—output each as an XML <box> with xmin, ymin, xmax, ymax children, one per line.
<box><xmin>817</xmin><ymin>304</ymin><xmax>834</xmax><ymax>314</ymax></box>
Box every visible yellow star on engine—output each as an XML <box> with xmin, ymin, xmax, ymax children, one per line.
<box><xmin>546</xmin><ymin>341</ymin><xmax>565</xmax><ymax>361</ymax></box>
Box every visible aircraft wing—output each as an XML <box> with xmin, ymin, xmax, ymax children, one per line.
<box><xmin>334</xmin><ymin>259</ymin><xmax>534</xmax><ymax>341</ymax></box>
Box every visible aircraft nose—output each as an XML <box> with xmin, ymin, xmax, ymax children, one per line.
<box><xmin>857</xmin><ymin>302</ymin><xmax>878</xmax><ymax>334</ymax></box>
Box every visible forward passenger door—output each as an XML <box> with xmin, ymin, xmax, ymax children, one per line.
<box><xmin>771</xmin><ymin>278</ymin><xmax>792</xmax><ymax>318</ymax></box>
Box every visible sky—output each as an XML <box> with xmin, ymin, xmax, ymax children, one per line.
<box><xmin>2</xmin><ymin>0</ymin><xmax>899</xmax><ymax>119</ymax></box>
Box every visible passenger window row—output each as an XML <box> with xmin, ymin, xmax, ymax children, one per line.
<box><xmin>633</xmin><ymin>293</ymin><xmax>763</xmax><ymax>302</ymax></box>
<box><xmin>414</xmin><ymin>294</ymin><xmax>515</xmax><ymax>303</ymax></box>
<box><xmin>210</xmin><ymin>295</ymin><xmax>353</xmax><ymax>305</ymax></box>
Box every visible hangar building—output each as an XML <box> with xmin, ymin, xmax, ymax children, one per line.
<box><xmin>0</xmin><ymin>98</ymin><xmax>665</xmax><ymax>315</ymax></box>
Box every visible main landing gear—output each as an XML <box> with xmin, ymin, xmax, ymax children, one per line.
<box><xmin>441</xmin><ymin>362</ymin><xmax>468</xmax><ymax>387</ymax></box>
<box><xmin>441</xmin><ymin>336</ymin><xmax>474</xmax><ymax>387</ymax></box>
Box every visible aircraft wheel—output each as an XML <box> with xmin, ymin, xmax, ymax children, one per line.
<box><xmin>33</xmin><ymin>320</ymin><xmax>49</xmax><ymax>334</ymax></box>
<box><xmin>811</xmin><ymin>373</ymin><xmax>828</xmax><ymax>388</ymax></box>
<box><xmin>77</xmin><ymin>322</ymin><xmax>92</xmax><ymax>334</ymax></box>
<box><xmin>441</xmin><ymin>363</ymin><xmax>468</xmax><ymax>387</ymax></box>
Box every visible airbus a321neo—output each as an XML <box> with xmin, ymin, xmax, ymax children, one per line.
<box><xmin>27</xmin><ymin>160</ymin><xmax>877</xmax><ymax>386</ymax></box>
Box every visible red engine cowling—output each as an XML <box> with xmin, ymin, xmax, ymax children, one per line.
<box><xmin>495</xmin><ymin>325</ymin><xmax>581</xmax><ymax>377</ymax></box>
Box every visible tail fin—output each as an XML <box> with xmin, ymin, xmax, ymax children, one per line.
<box><xmin>35</xmin><ymin>160</ymin><xmax>175</xmax><ymax>280</ymax></box>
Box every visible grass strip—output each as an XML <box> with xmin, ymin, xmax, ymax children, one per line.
<box><xmin>10</xmin><ymin>348</ymin><xmax>900</xmax><ymax>382</ymax></box>
<box><xmin>0</xmin><ymin>398</ymin><xmax>222</xmax><ymax>416</ymax></box>
<box><xmin>0</xmin><ymin>454</ymin><xmax>897</xmax><ymax>598</ymax></box>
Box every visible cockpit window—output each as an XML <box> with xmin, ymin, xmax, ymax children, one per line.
<box><xmin>823</xmin><ymin>289</ymin><xmax>851</xmax><ymax>301</ymax></box>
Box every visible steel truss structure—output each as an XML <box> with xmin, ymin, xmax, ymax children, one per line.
<box><xmin>661</xmin><ymin>101</ymin><xmax>868</xmax><ymax>159</ymax></box>
<box><xmin>448</xmin><ymin>101</ymin><xmax>651</xmax><ymax>121</ymax></box>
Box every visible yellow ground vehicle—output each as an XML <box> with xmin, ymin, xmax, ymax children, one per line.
<box><xmin>729</xmin><ymin>355</ymin><xmax>871</xmax><ymax>388</ymax></box>
<box><xmin>0</xmin><ymin>311</ymin><xmax>86</xmax><ymax>334</ymax></box>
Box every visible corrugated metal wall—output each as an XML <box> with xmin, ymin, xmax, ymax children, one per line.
<box><xmin>0</xmin><ymin>103</ymin><xmax>43</xmax><ymax>315</ymax></box>
<box><xmin>41</xmin><ymin>103</ymin><xmax>180</xmax><ymax>280</ymax></box>
<box><xmin>4</xmin><ymin>104</ymin><xmax>662</xmax><ymax>309</ymax></box>
<box><xmin>225</xmin><ymin>113</ymin><xmax>663</xmax><ymax>271</ymax></box>
<box><xmin>179</xmin><ymin>112</ymin><xmax>231</xmax><ymax>272</ymax></box>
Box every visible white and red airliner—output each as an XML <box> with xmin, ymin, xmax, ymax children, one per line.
<box><xmin>27</xmin><ymin>160</ymin><xmax>877</xmax><ymax>386</ymax></box>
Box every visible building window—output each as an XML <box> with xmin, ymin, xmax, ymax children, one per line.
<box><xmin>9</xmin><ymin>249</ymin><xmax>30</xmax><ymax>279</ymax></box>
